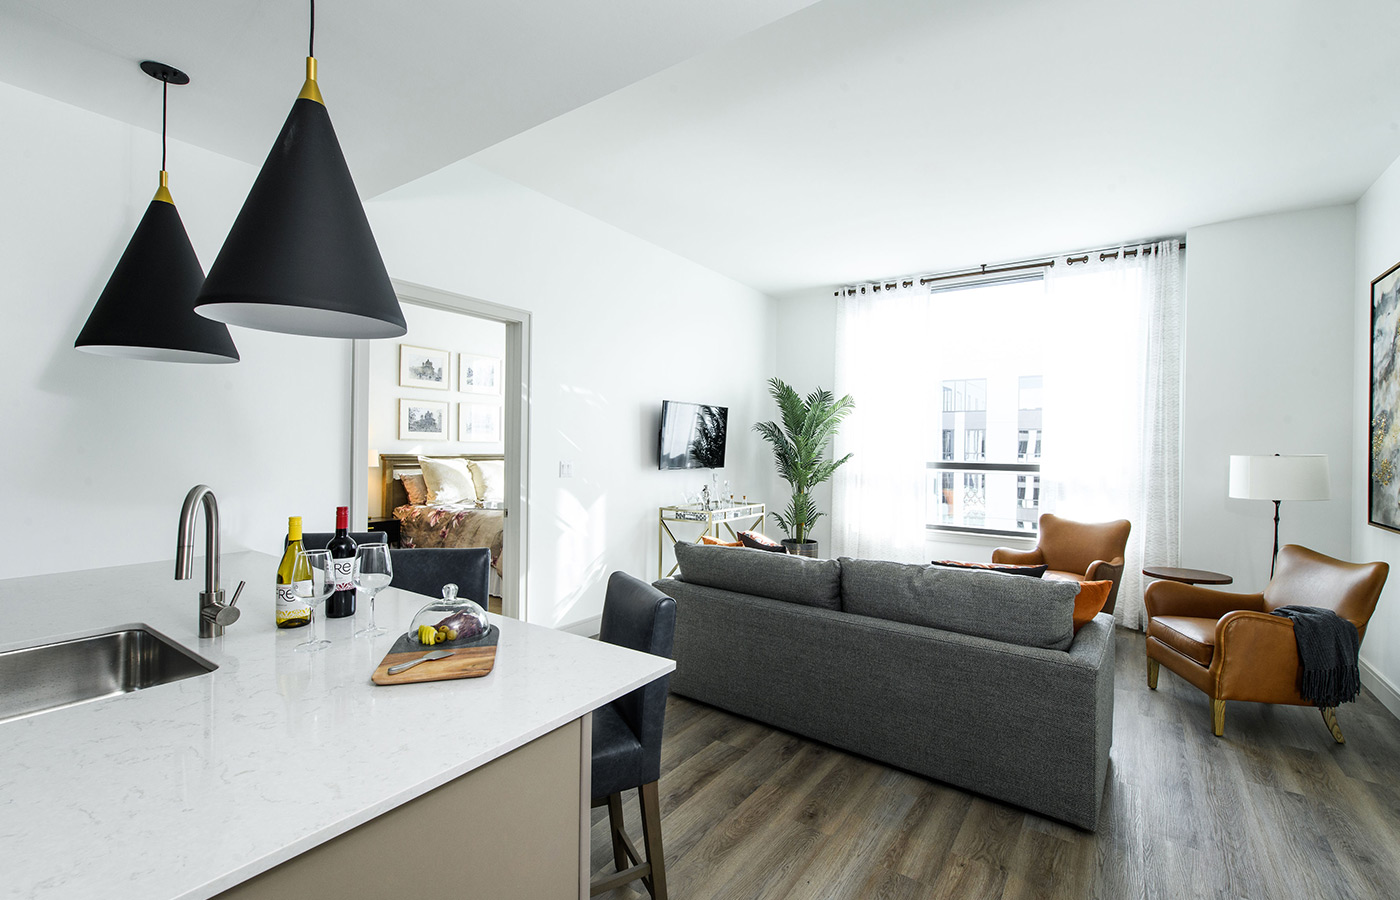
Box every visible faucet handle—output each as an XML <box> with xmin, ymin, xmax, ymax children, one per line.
<box><xmin>200</xmin><ymin>581</ymin><xmax>245</xmax><ymax>629</ymax></box>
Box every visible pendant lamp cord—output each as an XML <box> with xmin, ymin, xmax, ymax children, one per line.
<box><xmin>309</xmin><ymin>0</ymin><xmax>315</xmax><ymax>57</ymax></box>
<box><xmin>161</xmin><ymin>78</ymin><xmax>167</xmax><ymax>171</ymax></box>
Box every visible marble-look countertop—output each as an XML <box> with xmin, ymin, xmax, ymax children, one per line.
<box><xmin>0</xmin><ymin>552</ymin><xmax>673</xmax><ymax>900</ymax></box>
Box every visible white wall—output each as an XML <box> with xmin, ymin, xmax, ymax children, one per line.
<box><xmin>0</xmin><ymin>82</ymin><xmax>354</xmax><ymax>580</ymax></box>
<box><xmin>1181</xmin><ymin>206</ymin><xmax>1355</xmax><ymax>593</ymax></box>
<box><xmin>1353</xmin><ymin>152</ymin><xmax>1400</xmax><ymax>714</ymax></box>
<box><xmin>771</xmin><ymin>291</ymin><xmax>838</xmax><ymax>550</ymax></box>
<box><xmin>364</xmin><ymin>162</ymin><xmax>775</xmax><ymax>630</ymax></box>
<box><xmin>366</xmin><ymin>304</ymin><xmax>506</xmax><ymax>514</ymax></box>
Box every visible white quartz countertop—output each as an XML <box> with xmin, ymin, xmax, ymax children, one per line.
<box><xmin>0</xmin><ymin>552</ymin><xmax>674</xmax><ymax>900</ymax></box>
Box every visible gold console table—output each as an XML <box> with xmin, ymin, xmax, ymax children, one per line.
<box><xmin>658</xmin><ymin>501</ymin><xmax>766</xmax><ymax>579</ymax></box>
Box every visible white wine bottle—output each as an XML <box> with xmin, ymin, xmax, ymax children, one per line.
<box><xmin>276</xmin><ymin>516</ymin><xmax>311</xmax><ymax>628</ymax></box>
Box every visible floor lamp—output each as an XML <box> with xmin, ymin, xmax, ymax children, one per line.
<box><xmin>1228</xmin><ymin>454</ymin><xmax>1331</xmax><ymax>578</ymax></box>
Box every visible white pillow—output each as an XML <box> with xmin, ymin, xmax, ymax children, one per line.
<box><xmin>417</xmin><ymin>456</ymin><xmax>478</xmax><ymax>505</ymax></box>
<box><xmin>469</xmin><ymin>459</ymin><xmax>505</xmax><ymax>503</ymax></box>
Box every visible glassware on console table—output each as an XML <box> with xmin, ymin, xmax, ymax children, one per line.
<box><xmin>353</xmin><ymin>543</ymin><xmax>393</xmax><ymax>638</ymax></box>
<box><xmin>293</xmin><ymin>549</ymin><xmax>334</xmax><ymax>653</ymax></box>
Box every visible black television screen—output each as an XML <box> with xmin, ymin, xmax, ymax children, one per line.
<box><xmin>658</xmin><ymin>401</ymin><xmax>728</xmax><ymax>470</ymax></box>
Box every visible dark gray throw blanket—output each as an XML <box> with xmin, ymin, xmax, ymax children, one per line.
<box><xmin>1269</xmin><ymin>605</ymin><xmax>1361</xmax><ymax>707</ymax></box>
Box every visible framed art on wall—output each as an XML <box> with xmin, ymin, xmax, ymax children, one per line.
<box><xmin>459</xmin><ymin>355</ymin><xmax>501</xmax><ymax>394</ymax></box>
<box><xmin>1370</xmin><ymin>260</ymin><xmax>1400</xmax><ymax>531</ymax></box>
<box><xmin>400</xmin><ymin>399</ymin><xmax>448</xmax><ymax>440</ymax></box>
<box><xmin>459</xmin><ymin>402</ymin><xmax>502</xmax><ymax>443</ymax></box>
<box><xmin>399</xmin><ymin>344</ymin><xmax>449</xmax><ymax>390</ymax></box>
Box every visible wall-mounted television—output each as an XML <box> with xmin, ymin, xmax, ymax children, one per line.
<box><xmin>658</xmin><ymin>401</ymin><xmax>728</xmax><ymax>470</ymax></box>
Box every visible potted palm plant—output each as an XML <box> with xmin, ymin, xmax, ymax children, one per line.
<box><xmin>752</xmin><ymin>378</ymin><xmax>855</xmax><ymax>557</ymax></box>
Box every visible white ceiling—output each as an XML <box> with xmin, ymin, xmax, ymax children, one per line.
<box><xmin>0</xmin><ymin>0</ymin><xmax>817</xmax><ymax>197</ymax></box>
<box><xmin>471</xmin><ymin>0</ymin><xmax>1400</xmax><ymax>295</ymax></box>
<box><xmin>8</xmin><ymin>0</ymin><xmax>1400</xmax><ymax>297</ymax></box>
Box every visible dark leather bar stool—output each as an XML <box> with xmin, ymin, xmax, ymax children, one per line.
<box><xmin>301</xmin><ymin>531</ymin><xmax>387</xmax><ymax>551</ymax></box>
<box><xmin>591</xmin><ymin>572</ymin><xmax>676</xmax><ymax>900</ymax></box>
<box><xmin>389</xmin><ymin>547</ymin><xmax>491</xmax><ymax>605</ymax></box>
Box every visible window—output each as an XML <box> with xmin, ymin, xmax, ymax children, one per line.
<box><xmin>926</xmin><ymin>277</ymin><xmax>1045</xmax><ymax>536</ymax></box>
<box><xmin>964</xmin><ymin>429</ymin><xmax>985</xmax><ymax>461</ymax></box>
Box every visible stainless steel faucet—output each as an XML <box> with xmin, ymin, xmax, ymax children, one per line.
<box><xmin>175</xmin><ymin>485</ymin><xmax>244</xmax><ymax>638</ymax></box>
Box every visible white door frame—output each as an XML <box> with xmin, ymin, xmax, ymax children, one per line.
<box><xmin>349</xmin><ymin>279</ymin><xmax>532</xmax><ymax>621</ymax></box>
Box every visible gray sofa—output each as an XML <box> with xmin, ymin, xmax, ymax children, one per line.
<box><xmin>656</xmin><ymin>542</ymin><xmax>1115</xmax><ymax>830</ymax></box>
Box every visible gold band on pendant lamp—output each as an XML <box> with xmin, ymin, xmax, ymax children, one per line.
<box><xmin>193</xmin><ymin>1</ymin><xmax>405</xmax><ymax>340</ymax></box>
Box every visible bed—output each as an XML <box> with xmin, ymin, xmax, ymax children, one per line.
<box><xmin>379</xmin><ymin>453</ymin><xmax>506</xmax><ymax>596</ymax></box>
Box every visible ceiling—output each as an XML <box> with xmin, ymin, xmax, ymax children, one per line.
<box><xmin>0</xmin><ymin>0</ymin><xmax>817</xmax><ymax>197</ymax></box>
<box><xmin>7</xmin><ymin>1</ymin><xmax>1400</xmax><ymax>296</ymax></box>
<box><xmin>471</xmin><ymin>0</ymin><xmax>1400</xmax><ymax>294</ymax></box>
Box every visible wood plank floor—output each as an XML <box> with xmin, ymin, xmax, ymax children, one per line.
<box><xmin>591</xmin><ymin>628</ymin><xmax>1400</xmax><ymax>899</ymax></box>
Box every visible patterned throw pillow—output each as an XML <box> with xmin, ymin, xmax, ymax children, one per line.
<box><xmin>699</xmin><ymin>535</ymin><xmax>744</xmax><ymax>547</ymax></box>
<box><xmin>1072</xmin><ymin>580</ymin><xmax>1113</xmax><ymax>632</ymax></box>
<box><xmin>930</xmin><ymin>559</ymin><xmax>1048</xmax><ymax>578</ymax></box>
<box><xmin>737</xmin><ymin>531</ymin><xmax>787</xmax><ymax>552</ymax></box>
<box><xmin>401</xmin><ymin>473</ymin><xmax>429</xmax><ymax>506</ymax></box>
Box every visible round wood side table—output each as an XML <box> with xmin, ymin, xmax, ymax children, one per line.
<box><xmin>1141</xmin><ymin>565</ymin><xmax>1232</xmax><ymax>586</ymax></box>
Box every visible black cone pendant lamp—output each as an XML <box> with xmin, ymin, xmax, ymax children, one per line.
<box><xmin>75</xmin><ymin>62</ymin><xmax>240</xmax><ymax>363</ymax></box>
<box><xmin>193</xmin><ymin>1</ymin><xmax>406</xmax><ymax>339</ymax></box>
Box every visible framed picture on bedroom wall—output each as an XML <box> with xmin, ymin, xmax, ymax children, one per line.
<box><xmin>459</xmin><ymin>355</ymin><xmax>501</xmax><ymax>394</ymax></box>
<box><xmin>400</xmin><ymin>399</ymin><xmax>449</xmax><ymax>440</ymax></box>
<box><xmin>459</xmin><ymin>403</ymin><xmax>502</xmax><ymax>443</ymax></box>
<box><xmin>399</xmin><ymin>344</ymin><xmax>449</xmax><ymax>390</ymax></box>
<box><xmin>1370</xmin><ymin>260</ymin><xmax>1400</xmax><ymax>532</ymax></box>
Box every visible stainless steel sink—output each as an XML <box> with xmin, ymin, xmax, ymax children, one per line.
<box><xmin>0</xmin><ymin>625</ymin><xmax>217</xmax><ymax>724</ymax></box>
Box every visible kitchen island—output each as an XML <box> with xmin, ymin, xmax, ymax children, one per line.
<box><xmin>0</xmin><ymin>551</ymin><xmax>673</xmax><ymax>900</ymax></box>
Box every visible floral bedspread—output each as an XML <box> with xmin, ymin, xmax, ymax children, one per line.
<box><xmin>393</xmin><ymin>504</ymin><xmax>505</xmax><ymax>575</ymax></box>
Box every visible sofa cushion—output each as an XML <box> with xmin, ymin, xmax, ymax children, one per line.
<box><xmin>839</xmin><ymin>558</ymin><xmax>1077</xmax><ymax>650</ymax></box>
<box><xmin>931</xmin><ymin>559</ymin><xmax>1048</xmax><ymax>578</ymax></box>
<box><xmin>674</xmin><ymin>541</ymin><xmax>842</xmax><ymax>609</ymax></box>
<box><xmin>699</xmin><ymin>535</ymin><xmax>743</xmax><ymax>547</ymax></box>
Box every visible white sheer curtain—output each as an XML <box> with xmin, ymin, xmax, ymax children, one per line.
<box><xmin>1041</xmin><ymin>241</ymin><xmax>1182</xmax><ymax>628</ymax></box>
<box><xmin>832</xmin><ymin>281</ymin><xmax>930</xmax><ymax>562</ymax></box>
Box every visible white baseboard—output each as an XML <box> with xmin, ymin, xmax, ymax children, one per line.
<box><xmin>1360</xmin><ymin>656</ymin><xmax>1400</xmax><ymax>721</ymax></box>
<box><xmin>558</xmin><ymin>614</ymin><xmax>602</xmax><ymax>639</ymax></box>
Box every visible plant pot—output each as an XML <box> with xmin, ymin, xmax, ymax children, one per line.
<box><xmin>782</xmin><ymin>539</ymin><xmax>818</xmax><ymax>558</ymax></box>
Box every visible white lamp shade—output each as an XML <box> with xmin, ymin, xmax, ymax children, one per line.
<box><xmin>1228</xmin><ymin>454</ymin><xmax>1331</xmax><ymax>501</ymax></box>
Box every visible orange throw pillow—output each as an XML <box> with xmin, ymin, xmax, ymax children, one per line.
<box><xmin>1073</xmin><ymin>580</ymin><xmax>1113</xmax><ymax>633</ymax></box>
<box><xmin>699</xmin><ymin>535</ymin><xmax>743</xmax><ymax>547</ymax></box>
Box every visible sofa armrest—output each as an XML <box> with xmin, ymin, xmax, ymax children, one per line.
<box><xmin>992</xmin><ymin>547</ymin><xmax>1045</xmax><ymax>566</ymax></box>
<box><xmin>1144</xmin><ymin>580</ymin><xmax>1264</xmax><ymax>620</ymax></box>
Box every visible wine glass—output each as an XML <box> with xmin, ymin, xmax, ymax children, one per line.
<box><xmin>354</xmin><ymin>543</ymin><xmax>393</xmax><ymax>638</ymax></box>
<box><xmin>293</xmin><ymin>548</ymin><xmax>333</xmax><ymax>653</ymax></box>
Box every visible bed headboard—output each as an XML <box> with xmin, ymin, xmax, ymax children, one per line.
<box><xmin>379</xmin><ymin>453</ymin><xmax>506</xmax><ymax>518</ymax></box>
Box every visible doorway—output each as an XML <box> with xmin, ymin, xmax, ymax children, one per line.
<box><xmin>349</xmin><ymin>280</ymin><xmax>532</xmax><ymax>620</ymax></box>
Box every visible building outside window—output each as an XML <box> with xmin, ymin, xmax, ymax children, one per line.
<box><xmin>927</xmin><ymin>278</ymin><xmax>1045</xmax><ymax>535</ymax></box>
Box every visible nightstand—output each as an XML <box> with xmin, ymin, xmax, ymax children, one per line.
<box><xmin>367</xmin><ymin>516</ymin><xmax>402</xmax><ymax>547</ymax></box>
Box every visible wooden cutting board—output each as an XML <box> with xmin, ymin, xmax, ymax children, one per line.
<box><xmin>371</xmin><ymin>626</ymin><xmax>499</xmax><ymax>685</ymax></box>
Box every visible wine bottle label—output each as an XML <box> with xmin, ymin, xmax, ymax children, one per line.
<box><xmin>275</xmin><ymin>582</ymin><xmax>312</xmax><ymax>623</ymax></box>
<box><xmin>332</xmin><ymin>559</ymin><xmax>356</xmax><ymax>593</ymax></box>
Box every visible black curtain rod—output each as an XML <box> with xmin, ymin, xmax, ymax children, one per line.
<box><xmin>835</xmin><ymin>239</ymin><xmax>1187</xmax><ymax>297</ymax></box>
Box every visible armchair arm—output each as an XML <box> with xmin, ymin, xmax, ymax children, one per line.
<box><xmin>1144</xmin><ymin>581</ymin><xmax>1265</xmax><ymax>620</ymax></box>
<box><xmin>1214</xmin><ymin>610</ymin><xmax>1305</xmax><ymax>701</ymax></box>
<box><xmin>1085</xmin><ymin>557</ymin><xmax>1124</xmax><ymax>582</ymax></box>
<box><xmin>991</xmin><ymin>547</ymin><xmax>1044</xmax><ymax>566</ymax></box>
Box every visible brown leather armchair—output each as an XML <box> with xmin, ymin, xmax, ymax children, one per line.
<box><xmin>1145</xmin><ymin>544</ymin><xmax>1388</xmax><ymax>742</ymax></box>
<box><xmin>992</xmin><ymin>514</ymin><xmax>1131</xmax><ymax>614</ymax></box>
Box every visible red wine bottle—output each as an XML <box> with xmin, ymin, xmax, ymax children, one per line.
<box><xmin>325</xmin><ymin>506</ymin><xmax>358</xmax><ymax>618</ymax></box>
